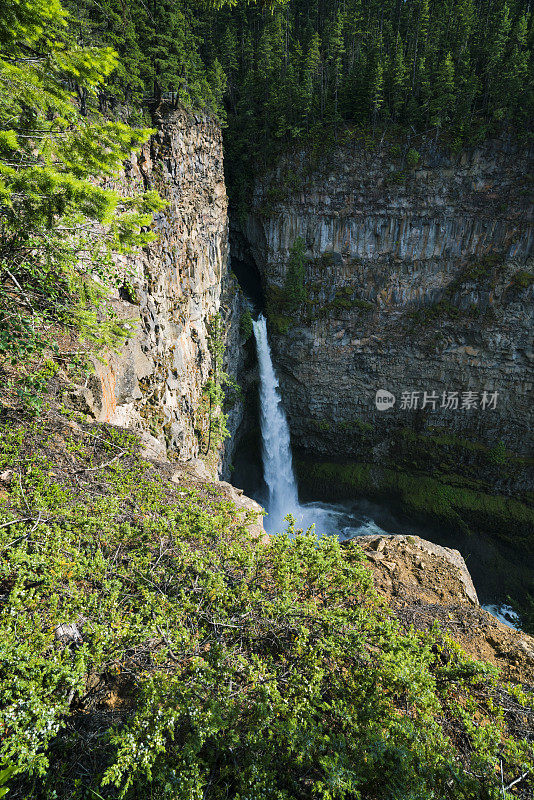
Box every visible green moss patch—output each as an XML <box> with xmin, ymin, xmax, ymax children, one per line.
<box><xmin>389</xmin><ymin>427</ymin><xmax>530</xmax><ymax>494</ymax></box>
<box><xmin>296</xmin><ymin>459</ymin><xmax>534</xmax><ymax>552</ymax></box>
<box><xmin>408</xmin><ymin>253</ymin><xmax>508</xmax><ymax>328</ymax></box>
<box><xmin>511</xmin><ymin>269</ymin><xmax>534</xmax><ymax>289</ymax></box>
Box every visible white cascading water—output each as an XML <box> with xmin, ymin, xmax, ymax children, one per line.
<box><xmin>252</xmin><ymin>313</ymin><xmax>390</xmax><ymax>538</ymax></box>
<box><xmin>252</xmin><ymin>315</ymin><xmax>300</xmax><ymax>532</ymax></box>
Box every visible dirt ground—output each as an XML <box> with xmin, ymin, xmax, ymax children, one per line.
<box><xmin>354</xmin><ymin>533</ymin><xmax>534</xmax><ymax>685</ymax></box>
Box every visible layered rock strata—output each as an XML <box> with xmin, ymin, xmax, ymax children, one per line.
<box><xmin>234</xmin><ymin>137</ymin><xmax>534</xmax><ymax>502</ymax></box>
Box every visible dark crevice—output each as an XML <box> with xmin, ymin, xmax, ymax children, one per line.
<box><xmin>231</xmin><ymin>255</ymin><xmax>264</xmax><ymax>312</ymax></box>
<box><xmin>229</xmin><ymin>227</ymin><xmax>265</xmax><ymax>313</ymax></box>
<box><xmin>119</xmin><ymin>283</ymin><xmax>137</xmax><ymax>304</ymax></box>
<box><xmin>227</xmin><ymin>233</ymin><xmax>266</xmax><ymax>500</ymax></box>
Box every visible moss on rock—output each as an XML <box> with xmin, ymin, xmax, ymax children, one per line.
<box><xmin>296</xmin><ymin>459</ymin><xmax>534</xmax><ymax>552</ymax></box>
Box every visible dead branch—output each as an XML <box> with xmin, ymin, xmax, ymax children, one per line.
<box><xmin>75</xmin><ymin>452</ymin><xmax>126</xmax><ymax>473</ymax></box>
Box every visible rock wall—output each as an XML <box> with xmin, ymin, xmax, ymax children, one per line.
<box><xmin>219</xmin><ymin>269</ymin><xmax>249</xmax><ymax>478</ymax></box>
<box><xmin>74</xmin><ymin>104</ymin><xmax>245</xmax><ymax>468</ymax></box>
<box><xmin>234</xmin><ymin>136</ymin><xmax>534</xmax><ymax>482</ymax></box>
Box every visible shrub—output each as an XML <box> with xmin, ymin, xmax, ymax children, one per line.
<box><xmin>269</xmin><ymin>313</ymin><xmax>292</xmax><ymax>335</ymax></box>
<box><xmin>0</xmin><ymin>0</ymin><xmax>166</xmax><ymax>413</ymax></box>
<box><xmin>239</xmin><ymin>308</ymin><xmax>254</xmax><ymax>341</ymax></box>
<box><xmin>0</xmin><ymin>419</ymin><xmax>532</xmax><ymax>798</ymax></box>
<box><xmin>406</xmin><ymin>147</ymin><xmax>421</xmax><ymax>168</ymax></box>
<box><xmin>511</xmin><ymin>270</ymin><xmax>534</xmax><ymax>289</ymax></box>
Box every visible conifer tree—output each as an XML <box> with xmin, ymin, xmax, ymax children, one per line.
<box><xmin>389</xmin><ymin>33</ymin><xmax>408</xmax><ymax>120</ymax></box>
<box><xmin>499</xmin><ymin>10</ymin><xmax>530</xmax><ymax>121</ymax></box>
<box><xmin>326</xmin><ymin>9</ymin><xmax>346</xmax><ymax>119</ymax></box>
<box><xmin>67</xmin><ymin>0</ymin><xmax>531</xmax><ymax>209</ymax></box>
<box><xmin>411</xmin><ymin>0</ymin><xmax>430</xmax><ymax>93</ymax></box>
<box><xmin>368</xmin><ymin>35</ymin><xmax>385</xmax><ymax>124</ymax></box>
<box><xmin>429</xmin><ymin>51</ymin><xmax>456</xmax><ymax>135</ymax></box>
<box><xmin>303</xmin><ymin>31</ymin><xmax>322</xmax><ymax>123</ymax></box>
<box><xmin>0</xmin><ymin>0</ymin><xmax>164</xmax><ymax>404</ymax></box>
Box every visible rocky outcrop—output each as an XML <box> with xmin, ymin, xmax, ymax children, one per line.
<box><xmin>234</xmin><ymin>135</ymin><xmax>534</xmax><ymax>500</ymax></box>
<box><xmin>352</xmin><ymin>534</ymin><xmax>534</xmax><ymax>684</ymax></box>
<box><xmin>73</xmin><ymin>104</ymin><xmax>245</xmax><ymax>467</ymax></box>
<box><xmin>354</xmin><ymin>534</ymin><xmax>479</xmax><ymax>606</ymax></box>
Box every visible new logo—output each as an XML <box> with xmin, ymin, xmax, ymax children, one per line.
<box><xmin>375</xmin><ymin>389</ymin><xmax>396</xmax><ymax>411</ymax></box>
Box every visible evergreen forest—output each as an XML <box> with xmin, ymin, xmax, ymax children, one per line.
<box><xmin>70</xmin><ymin>0</ymin><xmax>533</xmax><ymax>203</ymax></box>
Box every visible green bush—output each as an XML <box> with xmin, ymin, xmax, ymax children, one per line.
<box><xmin>1</xmin><ymin>418</ymin><xmax>533</xmax><ymax>798</ymax></box>
<box><xmin>0</xmin><ymin>0</ymin><xmax>166</xmax><ymax>413</ymax></box>
<box><xmin>489</xmin><ymin>440</ymin><xmax>508</xmax><ymax>465</ymax></box>
<box><xmin>200</xmin><ymin>313</ymin><xmax>237</xmax><ymax>453</ymax></box>
<box><xmin>406</xmin><ymin>147</ymin><xmax>421</xmax><ymax>168</ymax></box>
<box><xmin>239</xmin><ymin>308</ymin><xmax>254</xmax><ymax>341</ymax></box>
<box><xmin>269</xmin><ymin>313</ymin><xmax>292</xmax><ymax>335</ymax></box>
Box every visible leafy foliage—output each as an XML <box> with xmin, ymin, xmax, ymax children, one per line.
<box><xmin>199</xmin><ymin>313</ymin><xmax>242</xmax><ymax>454</ymax></box>
<box><xmin>65</xmin><ymin>0</ymin><xmax>288</xmax><ymax>119</ymax></box>
<box><xmin>0</xmin><ymin>765</ymin><xmax>16</xmax><ymax>799</ymax></box>
<box><xmin>0</xmin><ymin>415</ymin><xmax>532</xmax><ymax>798</ymax></box>
<box><xmin>239</xmin><ymin>308</ymin><xmax>253</xmax><ymax>341</ymax></box>
<box><xmin>0</xmin><ymin>0</ymin><xmax>166</xmax><ymax>411</ymax></box>
<box><xmin>1</xmin><ymin>1</ymin><xmax>533</xmax><ymax>797</ymax></box>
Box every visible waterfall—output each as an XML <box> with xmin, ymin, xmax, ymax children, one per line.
<box><xmin>252</xmin><ymin>315</ymin><xmax>300</xmax><ymax>533</ymax></box>
<box><xmin>252</xmin><ymin>314</ymin><xmax>385</xmax><ymax>539</ymax></box>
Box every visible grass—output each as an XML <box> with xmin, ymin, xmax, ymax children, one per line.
<box><xmin>264</xmin><ymin>258</ymin><xmax>375</xmax><ymax>332</ymax></box>
<box><xmin>389</xmin><ymin>427</ymin><xmax>530</xmax><ymax>492</ymax></box>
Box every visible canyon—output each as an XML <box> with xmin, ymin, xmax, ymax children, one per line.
<box><xmin>232</xmin><ymin>135</ymin><xmax>534</xmax><ymax>561</ymax></box>
<box><xmin>4</xmin><ymin>1</ymin><xmax>534</xmax><ymax>792</ymax></box>
<box><xmin>65</xmin><ymin>105</ymin><xmax>533</xmax><ymax>624</ymax></box>
<box><xmin>234</xmin><ymin>135</ymin><xmax>533</xmax><ymax>458</ymax></box>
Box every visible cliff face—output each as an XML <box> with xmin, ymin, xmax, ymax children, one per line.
<box><xmin>234</xmin><ymin>136</ymin><xmax>534</xmax><ymax>493</ymax></box>
<box><xmin>72</xmin><ymin>106</ymin><xmax>245</xmax><ymax>468</ymax></box>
